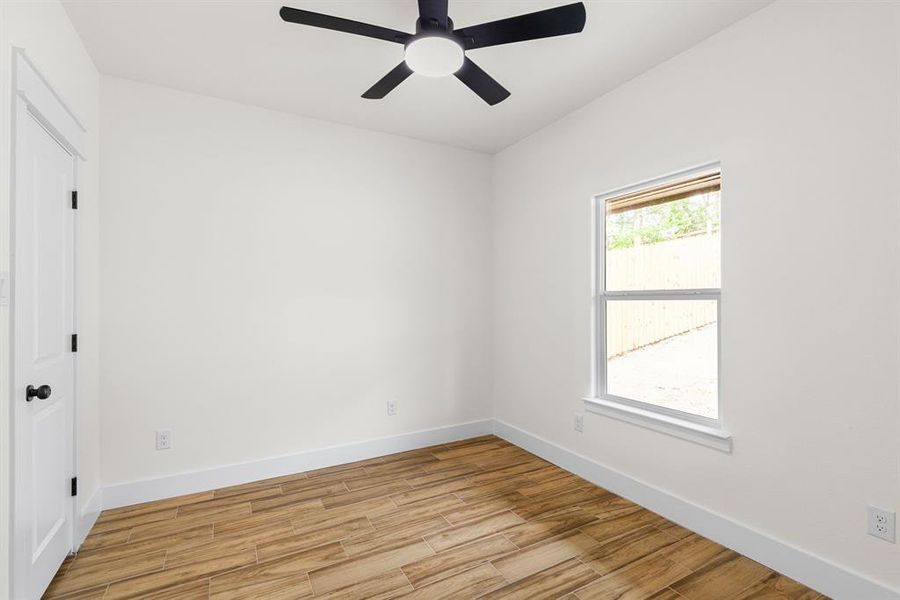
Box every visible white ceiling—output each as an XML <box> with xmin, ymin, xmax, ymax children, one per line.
<box><xmin>62</xmin><ymin>0</ymin><xmax>768</xmax><ymax>153</ymax></box>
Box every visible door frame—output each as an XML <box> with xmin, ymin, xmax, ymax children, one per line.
<box><xmin>8</xmin><ymin>48</ymin><xmax>86</xmax><ymax>599</ymax></box>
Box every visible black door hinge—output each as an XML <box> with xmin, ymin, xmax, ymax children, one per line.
<box><xmin>71</xmin><ymin>477</ymin><xmax>77</xmax><ymax>497</ymax></box>
<box><xmin>71</xmin><ymin>190</ymin><xmax>78</xmax><ymax>210</ymax></box>
<box><xmin>71</xmin><ymin>334</ymin><xmax>78</xmax><ymax>353</ymax></box>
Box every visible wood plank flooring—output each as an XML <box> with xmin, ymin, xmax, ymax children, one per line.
<box><xmin>45</xmin><ymin>435</ymin><xmax>829</xmax><ymax>599</ymax></box>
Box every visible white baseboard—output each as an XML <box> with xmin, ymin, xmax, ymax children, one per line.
<box><xmin>95</xmin><ymin>417</ymin><xmax>896</xmax><ymax>599</ymax></box>
<box><xmin>102</xmin><ymin>419</ymin><xmax>493</xmax><ymax>509</ymax></box>
<box><xmin>492</xmin><ymin>419</ymin><xmax>899</xmax><ymax>600</ymax></box>
<box><xmin>74</xmin><ymin>487</ymin><xmax>102</xmax><ymax>548</ymax></box>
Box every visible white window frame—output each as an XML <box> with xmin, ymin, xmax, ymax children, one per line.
<box><xmin>584</xmin><ymin>163</ymin><xmax>731</xmax><ymax>452</ymax></box>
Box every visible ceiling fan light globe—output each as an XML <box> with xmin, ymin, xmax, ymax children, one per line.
<box><xmin>404</xmin><ymin>36</ymin><xmax>464</xmax><ymax>77</ymax></box>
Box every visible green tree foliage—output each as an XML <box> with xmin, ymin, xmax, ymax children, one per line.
<box><xmin>607</xmin><ymin>192</ymin><xmax>720</xmax><ymax>250</ymax></box>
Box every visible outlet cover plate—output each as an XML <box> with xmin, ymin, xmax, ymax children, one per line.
<box><xmin>867</xmin><ymin>506</ymin><xmax>896</xmax><ymax>543</ymax></box>
<box><xmin>156</xmin><ymin>430</ymin><xmax>172</xmax><ymax>451</ymax></box>
<box><xmin>574</xmin><ymin>413</ymin><xmax>584</xmax><ymax>433</ymax></box>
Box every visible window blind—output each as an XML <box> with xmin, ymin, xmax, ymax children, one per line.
<box><xmin>606</xmin><ymin>171</ymin><xmax>720</xmax><ymax>214</ymax></box>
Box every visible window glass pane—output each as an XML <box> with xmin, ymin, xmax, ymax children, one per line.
<box><xmin>606</xmin><ymin>191</ymin><xmax>720</xmax><ymax>291</ymax></box>
<box><xmin>606</xmin><ymin>300</ymin><xmax>717</xmax><ymax>419</ymax></box>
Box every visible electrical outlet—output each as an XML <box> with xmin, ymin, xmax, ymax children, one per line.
<box><xmin>386</xmin><ymin>400</ymin><xmax>397</xmax><ymax>416</ymax></box>
<box><xmin>867</xmin><ymin>506</ymin><xmax>896</xmax><ymax>543</ymax></box>
<box><xmin>156</xmin><ymin>429</ymin><xmax>172</xmax><ymax>451</ymax></box>
<box><xmin>574</xmin><ymin>413</ymin><xmax>584</xmax><ymax>433</ymax></box>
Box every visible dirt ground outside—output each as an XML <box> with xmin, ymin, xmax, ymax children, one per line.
<box><xmin>607</xmin><ymin>323</ymin><xmax>717</xmax><ymax>419</ymax></box>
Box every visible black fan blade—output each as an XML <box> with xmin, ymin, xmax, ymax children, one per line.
<box><xmin>454</xmin><ymin>2</ymin><xmax>586</xmax><ymax>50</ymax></box>
<box><xmin>280</xmin><ymin>6</ymin><xmax>412</xmax><ymax>44</ymax></box>
<box><xmin>454</xmin><ymin>57</ymin><xmax>510</xmax><ymax>106</ymax></box>
<box><xmin>418</xmin><ymin>0</ymin><xmax>449</xmax><ymax>28</ymax></box>
<box><xmin>362</xmin><ymin>62</ymin><xmax>414</xmax><ymax>99</ymax></box>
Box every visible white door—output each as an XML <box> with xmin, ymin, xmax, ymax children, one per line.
<box><xmin>13</xmin><ymin>109</ymin><xmax>77</xmax><ymax>600</ymax></box>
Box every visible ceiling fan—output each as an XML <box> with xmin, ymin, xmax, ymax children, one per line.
<box><xmin>279</xmin><ymin>1</ymin><xmax>587</xmax><ymax>106</ymax></box>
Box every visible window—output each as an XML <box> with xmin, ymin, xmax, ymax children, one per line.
<box><xmin>587</xmin><ymin>165</ymin><xmax>729</xmax><ymax>451</ymax></box>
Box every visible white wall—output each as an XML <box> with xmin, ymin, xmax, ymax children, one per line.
<box><xmin>492</xmin><ymin>0</ymin><xmax>900</xmax><ymax>592</ymax></box>
<box><xmin>0</xmin><ymin>0</ymin><xmax>102</xmax><ymax>593</ymax></box>
<box><xmin>99</xmin><ymin>78</ymin><xmax>492</xmax><ymax>487</ymax></box>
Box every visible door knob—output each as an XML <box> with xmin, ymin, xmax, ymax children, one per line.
<box><xmin>26</xmin><ymin>385</ymin><xmax>51</xmax><ymax>402</ymax></box>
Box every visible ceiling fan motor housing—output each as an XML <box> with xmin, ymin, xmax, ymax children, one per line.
<box><xmin>415</xmin><ymin>15</ymin><xmax>454</xmax><ymax>34</ymax></box>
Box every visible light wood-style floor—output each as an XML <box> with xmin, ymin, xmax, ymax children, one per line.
<box><xmin>45</xmin><ymin>435</ymin><xmax>828</xmax><ymax>599</ymax></box>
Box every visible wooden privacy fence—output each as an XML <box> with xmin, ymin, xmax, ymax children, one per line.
<box><xmin>606</xmin><ymin>232</ymin><xmax>719</xmax><ymax>357</ymax></box>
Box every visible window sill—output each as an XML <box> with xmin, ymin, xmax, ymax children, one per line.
<box><xmin>582</xmin><ymin>397</ymin><xmax>732</xmax><ymax>453</ymax></box>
